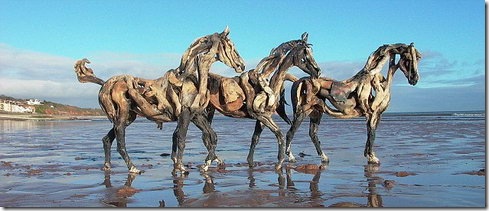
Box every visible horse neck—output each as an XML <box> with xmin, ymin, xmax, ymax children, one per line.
<box><xmin>383</xmin><ymin>54</ymin><xmax>403</xmax><ymax>90</ymax></box>
<box><xmin>180</xmin><ymin>53</ymin><xmax>218</xmax><ymax>78</ymax></box>
<box><xmin>269</xmin><ymin>56</ymin><xmax>294</xmax><ymax>95</ymax></box>
<box><xmin>348</xmin><ymin>51</ymin><xmax>398</xmax><ymax>84</ymax></box>
<box><xmin>198</xmin><ymin>54</ymin><xmax>219</xmax><ymax>71</ymax></box>
<box><xmin>179</xmin><ymin>38</ymin><xmax>220</xmax><ymax>75</ymax></box>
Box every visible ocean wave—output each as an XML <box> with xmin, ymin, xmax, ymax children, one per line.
<box><xmin>452</xmin><ymin>113</ymin><xmax>485</xmax><ymax>117</ymax></box>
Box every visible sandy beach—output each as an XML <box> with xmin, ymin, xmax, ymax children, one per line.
<box><xmin>0</xmin><ymin>112</ymin><xmax>485</xmax><ymax>207</ymax></box>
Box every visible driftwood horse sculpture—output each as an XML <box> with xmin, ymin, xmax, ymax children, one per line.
<box><xmin>74</xmin><ymin>28</ymin><xmax>245</xmax><ymax>173</ymax></box>
<box><xmin>205</xmin><ymin>33</ymin><xmax>321</xmax><ymax>170</ymax></box>
<box><xmin>285</xmin><ymin>43</ymin><xmax>421</xmax><ymax>164</ymax></box>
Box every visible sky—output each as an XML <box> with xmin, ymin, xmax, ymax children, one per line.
<box><xmin>0</xmin><ymin>0</ymin><xmax>485</xmax><ymax>112</ymax></box>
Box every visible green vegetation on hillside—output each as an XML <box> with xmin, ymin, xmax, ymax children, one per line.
<box><xmin>0</xmin><ymin>95</ymin><xmax>105</xmax><ymax>116</ymax></box>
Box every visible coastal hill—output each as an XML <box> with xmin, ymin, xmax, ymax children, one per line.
<box><xmin>0</xmin><ymin>95</ymin><xmax>105</xmax><ymax>117</ymax></box>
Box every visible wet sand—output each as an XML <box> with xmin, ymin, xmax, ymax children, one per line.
<box><xmin>0</xmin><ymin>112</ymin><xmax>485</xmax><ymax>207</ymax></box>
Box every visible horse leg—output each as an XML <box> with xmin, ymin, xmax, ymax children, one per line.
<box><xmin>172</xmin><ymin>107</ymin><xmax>191</xmax><ymax>172</ymax></box>
<box><xmin>101</xmin><ymin>128</ymin><xmax>115</xmax><ymax>171</ymax></box>
<box><xmin>115</xmin><ymin>106</ymin><xmax>140</xmax><ymax>173</ymax></box>
<box><xmin>364</xmin><ymin>113</ymin><xmax>381</xmax><ymax>164</ymax></box>
<box><xmin>285</xmin><ymin>111</ymin><xmax>307</xmax><ymax>163</ymax></box>
<box><xmin>285</xmin><ymin>106</ymin><xmax>316</xmax><ymax>162</ymax></box>
<box><xmin>247</xmin><ymin>120</ymin><xmax>264</xmax><ymax>167</ymax></box>
<box><xmin>309</xmin><ymin>110</ymin><xmax>329</xmax><ymax>163</ymax></box>
<box><xmin>114</xmin><ymin>122</ymin><xmax>141</xmax><ymax>174</ymax></box>
<box><xmin>206</xmin><ymin>107</ymin><xmax>216</xmax><ymax>125</ymax></box>
<box><xmin>191</xmin><ymin>113</ymin><xmax>222</xmax><ymax>172</ymax></box>
<box><xmin>256</xmin><ymin>115</ymin><xmax>286</xmax><ymax>171</ymax></box>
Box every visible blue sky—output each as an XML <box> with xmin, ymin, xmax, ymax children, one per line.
<box><xmin>0</xmin><ymin>0</ymin><xmax>485</xmax><ymax>112</ymax></box>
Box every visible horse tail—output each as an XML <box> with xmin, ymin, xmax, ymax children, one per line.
<box><xmin>74</xmin><ymin>58</ymin><xmax>105</xmax><ymax>86</ymax></box>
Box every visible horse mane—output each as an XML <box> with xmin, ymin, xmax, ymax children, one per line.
<box><xmin>253</xmin><ymin>39</ymin><xmax>303</xmax><ymax>77</ymax></box>
<box><xmin>178</xmin><ymin>33</ymin><xmax>220</xmax><ymax>75</ymax></box>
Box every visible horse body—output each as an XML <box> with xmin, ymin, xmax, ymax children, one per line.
<box><xmin>205</xmin><ymin>33</ymin><xmax>321</xmax><ymax>170</ymax></box>
<box><xmin>74</xmin><ymin>27</ymin><xmax>245</xmax><ymax>173</ymax></box>
<box><xmin>286</xmin><ymin>43</ymin><xmax>421</xmax><ymax>164</ymax></box>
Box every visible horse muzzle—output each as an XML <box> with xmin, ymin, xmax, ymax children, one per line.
<box><xmin>409</xmin><ymin>75</ymin><xmax>419</xmax><ymax>86</ymax></box>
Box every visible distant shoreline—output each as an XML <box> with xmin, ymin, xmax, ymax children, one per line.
<box><xmin>0</xmin><ymin>110</ymin><xmax>483</xmax><ymax>121</ymax></box>
<box><xmin>0</xmin><ymin>113</ymin><xmax>106</xmax><ymax>121</ymax></box>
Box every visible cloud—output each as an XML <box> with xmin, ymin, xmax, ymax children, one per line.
<box><xmin>0</xmin><ymin>44</ymin><xmax>253</xmax><ymax>108</ymax></box>
<box><xmin>0</xmin><ymin>44</ymin><xmax>75</xmax><ymax>81</ymax></box>
<box><xmin>319</xmin><ymin>60</ymin><xmax>365</xmax><ymax>80</ymax></box>
<box><xmin>412</xmin><ymin>50</ymin><xmax>485</xmax><ymax>88</ymax></box>
<box><xmin>0</xmin><ymin>44</ymin><xmax>183</xmax><ymax>107</ymax></box>
<box><xmin>0</xmin><ymin>78</ymin><xmax>99</xmax><ymax>98</ymax></box>
<box><xmin>0</xmin><ymin>43</ymin><xmax>189</xmax><ymax>81</ymax></box>
<box><xmin>0</xmin><ymin>43</ymin><xmax>484</xmax><ymax>113</ymax></box>
<box><xmin>309</xmin><ymin>50</ymin><xmax>484</xmax><ymax>90</ymax></box>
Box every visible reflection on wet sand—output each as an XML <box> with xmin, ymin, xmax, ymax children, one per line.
<box><xmin>171</xmin><ymin>171</ymin><xmax>186</xmax><ymax>206</ymax></box>
<box><xmin>110</xmin><ymin>163</ymin><xmax>387</xmax><ymax>207</ymax></box>
<box><xmin>171</xmin><ymin>171</ymin><xmax>218</xmax><ymax>206</ymax></box>
<box><xmin>101</xmin><ymin>173</ymin><xmax>140</xmax><ymax>207</ymax></box>
<box><xmin>329</xmin><ymin>164</ymin><xmax>383</xmax><ymax>208</ymax></box>
<box><xmin>170</xmin><ymin>164</ymin><xmax>328</xmax><ymax>207</ymax></box>
<box><xmin>278</xmin><ymin>165</ymin><xmax>325</xmax><ymax>206</ymax></box>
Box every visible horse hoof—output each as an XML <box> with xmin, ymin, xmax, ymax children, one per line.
<box><xmin>102</xmin><ymin>163</ymin><xmax>111</xmax><ymax>171</ymax></box>
<box><xmin>320</xmin><ymin>154</ymin><xmax>330</xmax><ymax>163</ymax></box>
<box><xmin>129</xmin><ymin>166</ymin><xmax>143</xmax><ymax>174</ymax></box>
<box><xmin>288</xmin><ymin>155</ymin><xmax>297</xmax><ymax>163</ymax></box>
<box><xmin>367</xmin><ymin>156</ymin><xmax>380</xmax><ymax>165</ymax></box>
<box><xmin>247</xmin><ymin>158</ymin><xmax>254</xmax><ymax>168</ymax></box>
<box><xmin>200</xmin><ymin>164</ymin><xmax>210</xmax><ymax>172</ymax></box>
<box><xmin>274</xmin><ymin>163</ymin><xmax>283</xmax><ymax>171</ymax></box>
<box><xmin>214</xmin><ymin>158</ymin><xmax>224</xmax><ymax>166</ymax></box>
<box><xmin>173</xmin><ymin>164</ymin><xmax>187</xmax><ymax>173</ymax></box>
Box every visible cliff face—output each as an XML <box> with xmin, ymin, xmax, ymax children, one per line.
<box><xmin>32</xmin><ymin>102</ymin><xmax>105</xmax><ymax>116</ymax></box>
<box><xmin>0</xmin><ymin>95</ymin><xmax>105</xmax><ymax>116</ymax></box>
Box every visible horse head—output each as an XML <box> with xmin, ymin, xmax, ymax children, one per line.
<box><xmin>288</xmin><ymin>32</ymin><xmax>321</xmax><ymax>78</ymax></box>
<box><xmin>178</xmin><ymin>27</ymin><xmax>245</xmax><ymax>78</ymax></box>
<box><xmin>365</xmin><ymin>43</ymin><xmax>421</xmax><ymax>86</ymax></box>
<box><xmin>398</xmin><ymin>43</ymin><xmax>421</xmax><ymax>86</ymax></box>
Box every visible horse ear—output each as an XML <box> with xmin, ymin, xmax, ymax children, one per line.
<box><xmin>301</xmin><ymin>32</ymin><xmax>309</xmax><ymax>42</ymax></box>
<box><xmin>221</xmin><ymin>26</ymin><xmax>230</xmax><ymax>37</ymax></box>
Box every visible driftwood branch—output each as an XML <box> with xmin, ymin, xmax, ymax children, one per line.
<box><xmin>74</xmin><ymin>58</ymin><xmax>104</xmax><ymax>85</ymax></box>
<box><xmin>286</xmin><ymin>43</ymin><xmax>421</xmax><ymax>165</ymax></box>
<box><xmin>72</xmin><ymin>28</ymin><xmax>245</xmax><ymax>173</ymax></box>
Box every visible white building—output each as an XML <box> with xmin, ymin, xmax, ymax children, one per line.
<box><xmin>0</xmin><ymin>100</ymin><xmax>35</xmax><ymax>113</ymax></box>
<box><xmin>26</xmin><ymin>99</ymin><xmax>42</xmax><ymax>105</ymax></box>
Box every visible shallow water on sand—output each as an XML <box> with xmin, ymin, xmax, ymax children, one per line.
<box><xmin>0</xmin><ymin>111</ymin><xmax>485</xmax><ymax>207</ymax></box>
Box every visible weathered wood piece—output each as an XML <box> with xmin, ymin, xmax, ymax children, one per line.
<box><xmin>73</xmin><ymin>27</ymin><xmax>245</xmax><ymax>173</ymax></box>
<box><xmin>285</xmin><ymin>43</ymin><xmax>421</xmax><ymax>164</ymax></box>
<box><xmin>206</xmin><ymin>33</ymin><xmax>321</xmax><ymax>170</ymax></box>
